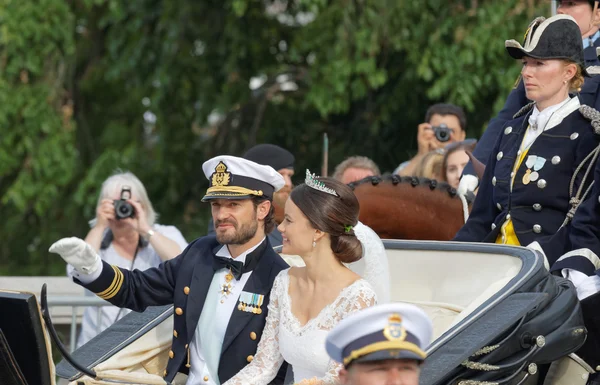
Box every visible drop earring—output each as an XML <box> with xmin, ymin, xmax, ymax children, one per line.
<box><xmin>312</xmin><ymin>240</ymin><xmax>316</xmax><ymax>248</ymax></box>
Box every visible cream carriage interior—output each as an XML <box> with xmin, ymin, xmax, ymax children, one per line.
<box><xmin>0</xmin><ymin>240</ymin><xmax>597</xmax><ymax>385</ymax></box>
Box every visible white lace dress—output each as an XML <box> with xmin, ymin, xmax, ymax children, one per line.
<box><xmin>223</xmin><ymin>269</ymin><xmax>377</xmax><ymax>385</ymax></box>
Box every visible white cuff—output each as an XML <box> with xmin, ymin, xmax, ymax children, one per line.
<box><xmin>68</xmin><ymin>258</ymin><xmax>103</xmax><ymax>284</ymax></box>
<box><xmin>563</xmin><ymin>269</ymin><xmax>600</xmax><ymax>300</ymax></box>
<box><xmin>458</xmin><ymin>174</ymin><xmax>479</xmax><ymax>196</ymax></box>
<box><xmin>526</xmin><ymin>241</ymin><xmax>550</xmax><ymax>271</ymax></box>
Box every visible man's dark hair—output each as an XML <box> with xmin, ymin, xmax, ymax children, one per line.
<box><xmin>252</xmin><ymin>196</ymin><xmax>275</xmax><ymax>234</ymax></box>
<box><xmin>424</xmin><ymin>103</ymin><xmax>467</xmax><ymax>132</ymax></box>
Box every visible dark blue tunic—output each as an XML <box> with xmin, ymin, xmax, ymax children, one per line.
<box><xmin>455</xmin><ymin>99</ymin><xmax>600</xmax><ymax>265</ymax></box>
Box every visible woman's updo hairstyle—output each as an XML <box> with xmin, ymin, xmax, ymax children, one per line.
<box><xmin>290</xmin><ymin>176</ymin><xmax>362</xmax><ymax>264</ymax></box>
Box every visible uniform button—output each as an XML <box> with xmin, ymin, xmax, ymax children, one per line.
<box><xmin>250</xmin><ymin>332</ymin><xmax>257</xmax><ymax>340</ymax></box>
<box><xmin>517</xmin><ymin>150</ymin><xmax>522</xmax><ymax>156</ymax></box>
<box><xmin>175</xmin><ymin>307</ymin><xmax>183</xmax><ymax>316</ymax></box>
<box><xmin>163</xmin><ymin>370</ymin><xmax>167</xmax><ymax>376</ymax></box>
<box><xmin>169</xmin><ymin>350</ymin><xmax>174</xmax><ymax>359</ymax></box>
<box><xmin>571</xmin><ymin>132</ymin><xmax>579</xmax><ymax>140</ymax></box>
<box><xmin>504</xmin><ymin>126</ymin><xmax>513</xmax><ymax>135</ymax></box>
<box><xmin>491</xmin><ymin>223</ymin><xmax>497</xmax><ymax>230</ymax></box>
<box><xmin>173</xmin><ymin>330</ymin><xmax>178</xmax><ymax>338</ymax></box>
<box><xmin>551</xmin><ymin>156</ymin><xmax>561</xmax><ymax>165</ymax></box>
<box><xmin>247</xmin><ymin>355</ymin><xmax>254</xmax><ymax>363</ymax></box>
<box><xmin>506</xmin><ymin>214</ymin><xmax>511</xmax><ymax>220</ymax></box>
<box><xmin>533</xmin><ymin>203</ymin><xmax>542</xmax><ymax>212</ymax></box>
<box><xmin>204</xmin><ymin>376</ymin><xmax>209</xmax><ymax>382</ymax></box>
<box><xmin>185</xmin><ymin>344</ymin><xmax>189</xmax><ymax>349</ymax></box>
<box><xmin>533</xmin><ymin>224</ymin><xmax>542</xmax><ymax>233</ymax></box>
<box><xmin>537</xmin><ymin>179</ymin><xmax>547</xmax><ymax>189</ymax></box>
<box><xmin>492</xmin><ymin>177</ymin><xmax>497</xmax><ymax>186</ymax></box>
<box><xmin>496</xmin><ymin>203</ymin><xmax>502</xmax><ymax>210</ymax></box>
<box><xmin>510</xmin><ymin>172</ymin><xmax>515</xmax><ymax>178</ymax></box>
<box><xmin>496</xmin><ymin>152</ymin><xmax>504</xmax><ymax>161</ymax></box>
<box><xmin>184</xmin><ymin>286</ymin><xmax>190</xmax><ymax>295</ymax></box>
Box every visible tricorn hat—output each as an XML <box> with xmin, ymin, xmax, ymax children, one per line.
<box><xmin>505</xmin><ymin>15</ymin><xmax>588</xmax><ymax>76</ymax></box>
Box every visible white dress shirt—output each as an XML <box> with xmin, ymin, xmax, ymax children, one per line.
<box><xmin>187</xmin><ymin>238</ymin><xmax>264</xmax><ymax>385</ymax></box>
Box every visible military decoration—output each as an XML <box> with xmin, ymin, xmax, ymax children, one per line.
<box><xmin>238</xmin><ymin>291</ymin><xmax>264</xmax><ymax>314</ymax></box>
<box><xmin>219</xmin><ymin>271</ymin><xmax>235</xmax><ymax>300</ymax></box>
<box><xmin>523</xmin><ymin>156</ymin><xmax>546</xmax><ymax>185</ymax></box>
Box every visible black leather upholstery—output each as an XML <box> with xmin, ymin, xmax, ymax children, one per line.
<box><xmin>0</xmin><ymin>291</ymin><xmax>53</xmax><ymax>385</ymax></box>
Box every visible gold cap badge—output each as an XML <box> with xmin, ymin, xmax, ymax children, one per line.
<box><xmin>211</xmin><ymin>161</ymin><xmax>231</xmax><ymax>187</ymax></box>
<box><xmin>383</xmin><ymin>313</ymin><xmax>407</xmax><ymax>341</ymax></box>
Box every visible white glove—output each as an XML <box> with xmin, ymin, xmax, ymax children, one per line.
<box><xmin>49</xmin><ymin>237</ymin><xmax>101</xmax><ymax>275</ymax></box>
<box><xmin>457</xmin><ymin>174</ymin><xmax>479</xmax><ymax>196</ymax></box>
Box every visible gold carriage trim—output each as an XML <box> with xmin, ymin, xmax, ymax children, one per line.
<box><xmin>460</xmin><ymin>360</ymin><xmax>501</xmax><ymax>371</ymax></box>
<box><xmin>206</xmin><ymin>186</ymin><xmax>264</xmax><ymax>197</ymax></box>
<box><xmin>343</xmin><ymin>341</ymin><xmax>426</xmax><ymax>366</ymax></box>
<box><xmin>96</xmin><ymin>265</ymin><xmax>124</xmax><ymax>300</ymax></box>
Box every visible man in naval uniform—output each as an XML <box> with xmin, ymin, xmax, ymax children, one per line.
<box><xmin>459</xmin><ymin>0</ymin><xmax>600</xmax><ymax>196</ymax></box>
<box><xmin>49</xmin><ymin>155</ymin><xmax>289</xmax><ymax>384</ymax></box>
<box><xmin>325</xmin><ymin>303</ymin><xmax>433</xmax><ymax>385</ymax></box>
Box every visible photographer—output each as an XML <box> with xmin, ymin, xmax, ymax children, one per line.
<box><xmin>395</xmin><ymin>103</ymin><xmax>467</xmax><ymax>176</ymax></box>
<box><xmin>75</xmin><ymin>171</ymin><xmax>188</xmax><ymax>347</ymax></box>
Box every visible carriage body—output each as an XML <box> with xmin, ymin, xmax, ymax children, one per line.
<box><xmin>0</xmin><ymin>241</ymin><xmax>594</xmax><ymax>385</ymax></box>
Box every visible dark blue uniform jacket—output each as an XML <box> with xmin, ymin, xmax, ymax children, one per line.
<box><xmin>78</xmin><ymin>236</ymin><xmax>288</xmax><ymax>384</ymax></box>
<box><xmin>455</xmin><ymin>99</ymin><xmax>599</xmax><ymax>266</ymax></box>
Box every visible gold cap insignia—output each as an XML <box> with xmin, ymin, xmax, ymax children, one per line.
<box><xmin>211</xmin><ymin>161</ymin><xmax>231</xmax><ymax>187</ymax></box>
<box><xmin>383</xmin><ymin>313</ymin><xmax>407</xmax><ymax>341</ymax></box>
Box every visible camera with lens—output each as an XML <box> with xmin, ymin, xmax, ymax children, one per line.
<box><xmin>113</xmin><ymin>186</ymin><xmax>135</xmax><ymax>220</ymax></box>
<box><xmin>432</xmin><ymin>123</ymin><xmax>452</xmax><ymax>143</ymax></box>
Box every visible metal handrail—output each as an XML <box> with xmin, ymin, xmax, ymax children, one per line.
<box><xmin>47</xmin><ymin>296</ymin><xmax>112</xmax><ymax>353</ymax></box>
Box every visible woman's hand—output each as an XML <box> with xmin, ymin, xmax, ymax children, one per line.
<box><xmin>121</xmin><ymin>199</ymin><xmax>151</xmax><ymax>236</ymax></box>
<box><xmin>95</xmin><ymin>199</ymin><xmax>116</xmax><ymax>228</ymax></box>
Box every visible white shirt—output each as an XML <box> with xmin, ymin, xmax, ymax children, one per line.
<box><xmin>524</xmin><ymin>97</ymin><xmax>572</xmax><ymax>150</ymax></box>
<box><xmin>187</xmin><ymin>239</ymin><xmax>264</xmax><ymax>385</ymax></box>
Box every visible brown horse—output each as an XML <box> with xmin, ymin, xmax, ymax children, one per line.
<box><xmin>349</xmin><ymin>175</ymin><xmax>473</xmax><ymax>241</ymax></box>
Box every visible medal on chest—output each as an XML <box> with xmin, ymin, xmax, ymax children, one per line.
<box><xmin>219</xmin><ymin>270</ymin><xmax>235</xmax><ymax>300</ymax></box>
<box><xmin>522</xmin><ymin>156</ymin><xmax>546</xmax><ymax>185</ymax></box>
<box><xmin>238</xmin><ymin>291</ymin><xmax>264</xmax><ymax>314</ymax></box>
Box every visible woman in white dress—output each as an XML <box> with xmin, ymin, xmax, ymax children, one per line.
<box><xmin>224</xmin><ymin>171</ymin><xmax>378</xmax><ymax>385</ymax></box>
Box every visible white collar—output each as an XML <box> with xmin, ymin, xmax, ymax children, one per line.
<box><xmin>528</xmin><ymin>97</ymin><xmax>580</xmax><ymax>132</ymax></box>
<box><xmin>215</xmin><ymin>237</ymin><xmax>266</xmax><ymax>264</ymax></box>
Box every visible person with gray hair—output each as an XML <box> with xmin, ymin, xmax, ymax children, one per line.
<box><xmin>333</xmin><ymin>156</ymin><xmax>381</xmax><ymax>184</ymax></box>
<box><xmin>76</xmin><ymin>171</ymin><xmax>188</xmax><ymax>347</ymax></box>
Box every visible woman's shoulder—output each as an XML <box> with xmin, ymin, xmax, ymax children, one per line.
<box><xmin>345</xmin><ymin>277</ymin><xmax>378</xmax><ymax>301</ymax></box>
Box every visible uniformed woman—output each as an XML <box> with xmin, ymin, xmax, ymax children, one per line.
<box><xmin>454</xmin><ymin>14</ymin><xmax>600</xmax><ymax>267</ymax></box>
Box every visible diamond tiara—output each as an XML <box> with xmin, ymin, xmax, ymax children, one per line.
<box><xmin>305</xmin><ymin>169</ymin><xmax>339</xmax><ymax>197</ymax></box>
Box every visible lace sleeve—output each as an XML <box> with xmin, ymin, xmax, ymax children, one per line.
<box><xmin>223</xmin><ymin>271</ymin><xmax>287</xmax><ymax>385</ymax></box>
<box><xmin>347</xmin><ymin>221</ymin><xmax>391</xmax><ymax>303</ymax></box>
<box><xmin>308</xmin><ymin>282</ymin><xmax>378</xmax><ymax>385</ymax></box>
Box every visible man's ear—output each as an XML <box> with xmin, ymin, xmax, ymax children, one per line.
<box><xmin>339</xmin><ymin>368</ymin><xmax>349</xmax><ymax>384</ymax></box>
<box><xmin>593</xmin><ymin>2</ymin><xmax>600</xmax><ymax>26</ymax></box>
<box><xmin>256</xmin><ymin>200</ymin><xmax>271</xmax><ymax>221</ymax></box>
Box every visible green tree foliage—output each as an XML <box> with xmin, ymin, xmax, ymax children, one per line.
<box><xmin>0</xmin><ymin>0</ymin><xmax>546</xmax><ymax>275</ymax></box>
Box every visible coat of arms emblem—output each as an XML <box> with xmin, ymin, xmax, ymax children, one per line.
<box><xmin>383</xmin><ymin>313</ymin><xmax>407</xmax><ymax>341</ymax></box>
<box><xmin>211</xmin><ymin>161</ymin><xmax>231</xmax><ymax>187</ymax></box>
